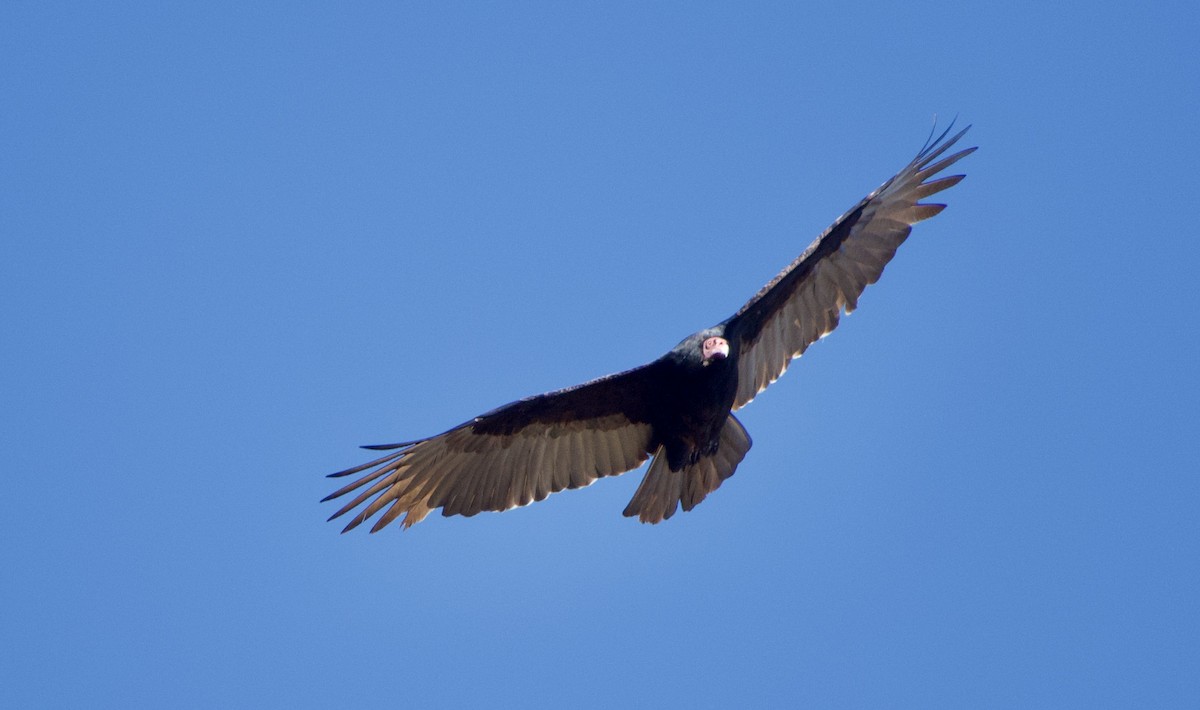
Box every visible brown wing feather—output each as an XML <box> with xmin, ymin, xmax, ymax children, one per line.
<box><xmin>323</xmin><ymin>363</ymin><xmax>662</xmax><ymax>532</ymax></box>
<box><xmin>724</xmin><ymin>125</ymin><xmax>975</xmax><ymax>408</ymax></box>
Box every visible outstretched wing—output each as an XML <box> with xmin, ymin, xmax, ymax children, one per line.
<box><xmin>723</xmin><ymin>124</ymin><xmax>975</xmax><ymax>408</ymax></box>
<box><xmin>323</xmin><ymin>363</ymin><xmax>663</xmax><ymax>532</ymax></box>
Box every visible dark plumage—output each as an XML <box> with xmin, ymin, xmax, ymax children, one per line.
<box><xmin>323</xmin><ymin>124</ymin><xmax>975</xmax><ymax>532</ymax></box>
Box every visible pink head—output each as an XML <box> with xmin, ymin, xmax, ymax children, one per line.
<box><xmin>702</xmin><ymin>336</ymin><xmax>729</xmax><ymax>364</ymax></box>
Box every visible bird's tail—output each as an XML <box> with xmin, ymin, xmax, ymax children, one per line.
<box><xmin>623</xmin><ymin>414</ymin><xmax>752</xmax><ymax>523</ymax></box>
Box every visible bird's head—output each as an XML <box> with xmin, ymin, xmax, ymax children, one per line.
<box><xmin>702</xmin><ymin>335</ymin><xmax>729</xmax><ymax>365</ymax></box>
<box><xmin>671</xmin><ymin>328</ymin><xmax>731</xmax><ymax>369</ymax></box>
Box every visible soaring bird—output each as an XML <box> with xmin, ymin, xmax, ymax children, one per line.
<box><xmin>324</xmin><ymin>124</ymin><xmax>975</xmax><ymax>532</ymax></box>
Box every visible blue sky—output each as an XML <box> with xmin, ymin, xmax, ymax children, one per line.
<box><xmin>3</xmin><ymin>2</ymin><xmax>1198</xmax><ymax>707</ymax></box>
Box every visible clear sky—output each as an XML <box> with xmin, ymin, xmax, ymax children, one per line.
<box><xmin>3</xmin><ymin>2</ymin><xmax>1198</xmax><ymax>708</ymax></box>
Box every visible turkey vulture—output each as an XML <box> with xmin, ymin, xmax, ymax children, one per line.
<box><xmin>324</xmin><ymin>124</ymin><xmax>975</xmax><ymax>532</ymax></box>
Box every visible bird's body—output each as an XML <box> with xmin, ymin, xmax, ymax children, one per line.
<box><xmin>650</xmin><ymin>331</ymin><xmax>739</xmax><ymax>470</ymax></box>
<box><xmin>324</xmin><ymin>124</ymin><xmax>975</xmax><ymax>532</ymax></box>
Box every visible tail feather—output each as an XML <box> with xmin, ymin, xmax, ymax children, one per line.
<box><xmin>623</xmin><ymin>415</ymin><xmax>752</xmax><ymax>523</ymax></box>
